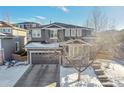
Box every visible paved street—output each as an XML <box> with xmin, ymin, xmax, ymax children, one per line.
<box><xmin>14</xmin><ymin>64</ymin><xmax>60</xmax><ymax>87</ymax></box>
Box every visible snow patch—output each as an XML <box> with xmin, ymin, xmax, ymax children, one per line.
<box><xmin>99</xmin><ymin>59</ymin><xmax>124</xmax><ymax>87</ymax></box>
<box><xmin>25</xmin><ymin>42</ymin><xmax>59</xmax><ymax>49</ymax></box>
<box><xmin>0</xmin><ymin>63</ymin><xmax>30</xmax><ymax>87</ymax></box>
<box><xmin>60</xmin><ymin>66</ymin><xmax>103</xmax><ymax>87</ymax></box>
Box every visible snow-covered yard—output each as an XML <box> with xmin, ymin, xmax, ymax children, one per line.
<box><xmin>98</xmin><ymin>59</ymin><xmax>124</xmax><ymax>87</ymax></box>
<box><xmin>60</xmin><ymin>66</ymin><xmax>103</xmax><ymax>87</ymax></box>
<box><xmin>0</xmin><ymin>62</ymin><xmax>30</xmax><ymax>87</ymax></box>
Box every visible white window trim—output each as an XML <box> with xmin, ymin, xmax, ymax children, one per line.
<box><xmin>49</xmin><ymin>29</ymin><xmax>58</xmax><ymax>39</ymax></box>
<box><xmin>65</xmin><ymin>29</ymin><xmax>70</xmax><ymax>37</ymax></box>
<box><xmin>32</xmin><ymin>29</ymin><xmax>41</xmax><ymax>38</ymax></box>
<box><xmin>77</xmin><ymin>29</ymin><xmax>82</xmax><ymax>37</ymax></box>
<box><xmin>0</xmin><ymin>28</ymin><xmax>12</xmax><ymax>34</ymax></box>
<box><xmin>71</xmin><ymin>28</ymin><xmax>76</xmax><ymax>37</ymax></box>
<box><xmin>68</xmin><ymin>44</ymin><xmax>89</xmax><ymax>58</ymax></box>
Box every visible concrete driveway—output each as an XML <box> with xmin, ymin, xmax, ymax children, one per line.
<box><xmin>14</xmin><ymin>64</ymin><xmax>60</xmax><ymax>87</ymax></box>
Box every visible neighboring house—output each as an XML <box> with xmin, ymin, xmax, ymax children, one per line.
<box><xmin>0</xmin><ymin>33</ymin><xmax>16</xmax><ymax>64</ymax></box>
<box><xmin>0</xmin><ymin>21</ymin><xmax>27</xmax><ymax>51</ymax></box>
<box><xmin>26</xmin><ymin>22</ymin><xmax>92</xmax><ymax>64</ymax></box>
<box><xmin>14</xmin><ymin>22</ymin><xmax>42</xmax><ymax>30</ymax></box>
<box><xmin>28</xmin><ymin>22</ymin><xmax>92</xmax><ymax>43</ymax></box>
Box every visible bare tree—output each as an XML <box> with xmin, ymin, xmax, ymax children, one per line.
<box><xmin>86</xmin><ymin>7</ymin><xmax>109</xmax><ymax>32</ymax></box>
<box><xmin>1</xmin><ymin>11</ymin><xmax>10</xmax><ymax>23</ymax></box>
<box><xmin>61</xmin><ymin>41</ymin><xmax>100</xmax><ymax>81</ymax></box>
<box><xmin>47</xmin><ymin>39</ymin><xmax>99</xmax><ymax>82</ymax></box>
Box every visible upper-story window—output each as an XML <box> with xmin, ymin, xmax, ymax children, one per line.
<box><xmin>77</xmin><ymin>29</ymin><xmax>82</xmax><ymax>37</ymax></box>
<box><xmin>32</xmin><ymin>29</ymin><xmax>41</xmax><ymax>38</ymax></box>
<box><xmin>71</xmin><ymin>29</ymin><xmax>76</xmax><ymax>37</ymax></box>
<box><xmin>0</xmin><ymin>29</ymin><xmax>2</xmax><ymax>32</ymax></box>
<box><xmin>64</xmin><ymin>28</ymin><xmax>82</xmax><ymax>37</ymax></box>
<box><xmin>50</xmin><ymin>30</ymin><xmax>58</xmax><ymax>39</ymax></box>
<box><xmin>32</xmin><ymin>24</ymin><xmax>36</xmax><ymax>27</ymax></box>
<box><xmin>7</xmin><ymin>29</ymin><xmax>11</xmax><ymax>33</ymax></box>
<box><xmin>0</xmin><ymin>28</ymin><xmax>12</xmax><ymax>33</ymax></box>
<box><xmin>19</xmin><ymin>24</ymin><xmax>24</xmax><ymax>28</ymax></box>
<box><xmin>3</xmin><ymin>29</ymin><xmax>5</xmax><ymax>32</ymax></box>
<box><xmin>65</xmin><ymin>29</ymin><xmax>70</xmax><ymax>37</ymax></box>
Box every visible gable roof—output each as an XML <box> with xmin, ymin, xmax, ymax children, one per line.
<box><xmin>60</xmin><ymin>39</ymin><xmax>92</xmax><ymax>46</ymax></box>
<box><xmin>25</xmin><ymin>42</ymin><xmax>60</xmax><ymax>49</ymax></box>
<box><xmin>15</xmin><ymin>22</ymin><xmax>41</xmax><ymax>25</ymax></box>
<box><xmin>42</xmin><ymin>22</ymin><xmax>92</xmax><ymax>29</ymax></box>
<box><xmin>52</xmin><ymin>22</ymin><xmax>84</xmax><ymax>28</ymax></box>
<box><xmin>0</xmin><ymin>21</ymin><xmax>13</xmax><ymax>27</ymax></box>
<box><xmin>30</xmin><ymin>22</ymin><xmax>93</xmax><ymax>30</ymax></box>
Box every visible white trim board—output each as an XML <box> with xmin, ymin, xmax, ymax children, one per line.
<box><xmin>41</xmin><ymin>24</ymin><xmax>66</xmax><ymax>29</ymax></box>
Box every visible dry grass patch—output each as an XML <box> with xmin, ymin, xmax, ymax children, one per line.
<box><xmin>96</xmin><ymin>51</ymin><xmax>113</xmax><ymax>60</ymax></box>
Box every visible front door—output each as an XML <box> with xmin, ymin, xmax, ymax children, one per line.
<box><xmin>50</xmin><ymin>29</ymin><xmax>58</xmax><ymax>39</ymax></box>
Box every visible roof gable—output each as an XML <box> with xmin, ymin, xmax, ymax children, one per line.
<box><xmin>60</xmin><ymin>39</ymin><xmax>91</xmax><ymax>46</ymax></box>
<box><xmin>53</xmin><ymin>22</ymin><xmax>83</xmax><ymax>28</ymax></box>
<box><xmin>0</xmin><ymin>21</ymin><xmax>12</xmax><ymax>27</ymax></box>
<box><xmin>47</xmin><ymin>25</ymin><xmax>61</xmax><ymax>28</ymax></box>
<box><xmin>42</xmin><ymin>23</ymin><xmax>65</xmax><ymax>29</ymax></box>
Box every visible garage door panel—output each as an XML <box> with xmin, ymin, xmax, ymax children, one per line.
<box><xmin>31</xmin><ymin>53</ymin><xmax>59</xmax><ymax>64</ymax></box>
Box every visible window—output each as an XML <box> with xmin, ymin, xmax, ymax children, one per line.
<box><xmin>68</xmin><ymin>45</ymin><xmax>81</xmax><ymax>57</ymax></box>
<box><xmin>77</xmin><ymin>29</ymin><xmax>82</xmax><ymax>37</ymax></box>
<box><xmin>20</xmin><ymin>24</ymin><xmax>24</xmax><ymax>28</ymax></box>
<box><xmin>0</xmin><ymin>29</ymin><xmax>2</xmax><ymax>32</ymax></box>
<box><xmin>3</xmin><ymin>29</ymin><xmax>5</xmax><ymax>32</ymax></box>
<box><xmin>7</xmin><ymin>29</ymin><xmax>10</xmax><ymax>33</ymax></box>
<box><xmin>32</xmin><ymin>29</ymin><xmax>41</xmax><ymax>38</ymax></box>
<box><xmin>32</xmin><ymin>24</ymin><xmax>36</xmax><ymax>27</ymax></box>
<box><xmin>68</xmin><ymin>44</ymin><xmax>89</xmax><ymax>57</ymax></box>
<box><xmin>71</xmin><ymin>29</ymin><xmax>76</xmax><ymax>37</ymax></box>
<box><xmin>65</xmin><ymin>29</ymin><xmax>70</xmax><ymax>37</ymax></box>
<box><xmin>50</xmin><ymin>30</ymin><xmax>57</xmax><ymax>39</ymax></box>
<box><xmin>16</xmin><ymin>42</ymin><xmax>20</xmax><ymax>51</ymax></box>
<box><xmin>6</xmin><ymin>29</ymin><xmax>11</xmax><ymax>33</ymax></box>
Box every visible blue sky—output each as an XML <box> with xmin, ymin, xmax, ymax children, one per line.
<box><xmin>0</xmin><ymin>6</ymin><xmax>124</xmax><ymax>29</ymax></box>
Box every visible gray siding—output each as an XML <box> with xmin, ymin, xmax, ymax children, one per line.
<box><xmin>58</xmin><ymin>29</ymin><xmax>64</xmax><ymax>42</ymax></box>
<box><xmin>18</xmin><ymin>36</ymin><xmax>25</xmax><ymax>49</ymax></box>
<box><xmin>30</xmin><ymin>28</ymin><xmax>91</xmax><ymax>43</ymax></box>
<box><xmin>82</xmin><ymin>29</ymin><xmax>91</xmax><ymax>37</ymax></box>
<box><xmin>31</xmin><ymin>29</ymin><xmax>50</xmax><ymax>42</ymax></box>
<box><xmin>64</xmin><ymin>28</ymin><xmax>91</xmax><ymax>41</ymax></box>
<box><xmin>1</xmin><ymin>38</ymin><xmax>16</xmax><ymax>60</ymax></box>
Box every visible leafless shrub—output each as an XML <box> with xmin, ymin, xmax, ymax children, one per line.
<box><xmin>61</xmin><ymin>40</ymin><xmax>99</xmax><ymax>81</ymax></box>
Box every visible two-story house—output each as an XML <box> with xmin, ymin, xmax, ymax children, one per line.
<box><xmin>28</xmin><ymin>22</ymin><xmax>92</xmax><ymax>42</ymax></box>
<box><xmin>25</xmin><ymin>22</ymin><xmax>92</xmax><ymax>64</ymax></box>
<box><xmin>14</xmin><ymin>22</ymin><xmax>42</xmax><ymax>30</ymax></box>
<box><xmin>0</xmin><ymin>21</ymin><xmax>27</xmax><ymax>64</ymax></box>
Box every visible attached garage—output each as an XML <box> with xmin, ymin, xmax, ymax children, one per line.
<box><xmin>25</xmin><ymin>42</ymin><xmax>61</xmax><ymax>64</ymax></box>
<box><xmin>31</xmin><ymin>51</ymin><xmax>60</xmax><ymax>64</ymax></box>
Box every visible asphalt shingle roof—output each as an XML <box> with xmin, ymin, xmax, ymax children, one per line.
<box><xmin>42</xmin><ymin>22</ymin><xmax>92</xmax><ymax>29</ymax></box>
<box><xmin>0</xmin><ymin>21</ymin><xmax>12</xmax><ymax>27</ymax></box>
